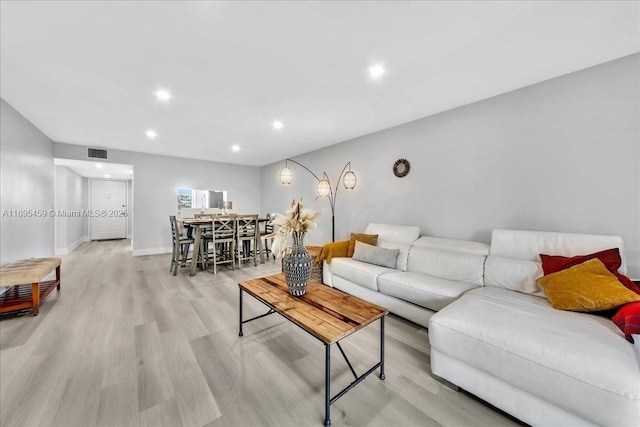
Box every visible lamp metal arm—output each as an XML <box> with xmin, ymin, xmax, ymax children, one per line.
<box><xmin>282</xmin><ymin>158</ymin><xmax>354</xmax><ymax>242</ymax></box>
<box><xmin>285</xmin><ymin>159</ymin><xmax>323</xmax><ymax>183</ymax></box>
<box><xmin>330</xmin><ymin>161</ymin><xmax>351</xmax><ymax>217</ymax></box>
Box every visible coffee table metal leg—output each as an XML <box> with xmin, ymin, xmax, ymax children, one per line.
<box><xmin>324</xmin><ymin>343</ymin><xmax>331</xmax><ymax>427</ymax></box>
<box><xmin>239</xmin><ymin>288</ymin><xmax>244</xmax><ymax>337</ymax></box>
<box><xmin>380</xmin><ymin>316</ymin><xmax>385</xmax><ymax>380</ymax></box>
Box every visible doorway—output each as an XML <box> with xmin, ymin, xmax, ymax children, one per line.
<box><xmin>90</xmin><ymin>179</ymin><xmax>127</xmax><ymax>240</ymax></box>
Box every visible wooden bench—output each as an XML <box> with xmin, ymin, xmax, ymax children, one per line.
<box><xmin>0</xmin><ymin>258</ymin><xmax>61</xmax><ymax>316</ymax></box>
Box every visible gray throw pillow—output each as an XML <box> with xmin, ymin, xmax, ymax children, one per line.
<box><xmin>352</xmin><ymin>240</ymin><xmax>399</xmax><ymax>268</ymax></box>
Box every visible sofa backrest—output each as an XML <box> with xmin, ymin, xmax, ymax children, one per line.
<box><xmin>485</xmin><ymin>229</ymin><xmax>626</xmax><ymax>297</ymax></box>
<box><xmin>365</xmin><ymin>223</ymin><xmax>420</xmax><ymax>271</ymax></box>
<box><xmin>407</xmin><ymin>236</ymin><xmax>489</xmax><ymax>285</ymax></box>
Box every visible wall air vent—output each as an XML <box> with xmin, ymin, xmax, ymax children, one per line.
<box><xmin>88</xmin><ymin>148</ymin><xmax>108</xmax><ymax>160</ymax></box>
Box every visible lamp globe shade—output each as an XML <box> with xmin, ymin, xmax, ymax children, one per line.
<box><xmin>317</xmin><ymin>179</ymin><xmax>331</xmax><ymax>197</ymax></box>
<box><xmin>343</xmin><ymin>170</ymin><xmax>357</xmax><ymax>189</ymax></box>
<box><xmin>280</xmin><ymin>166</ymin><xmax>293</xmax><ymax>184</ymax></box>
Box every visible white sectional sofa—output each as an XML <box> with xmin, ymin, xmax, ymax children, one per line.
<box><xmin>322</xmin><ymin>225</ymin><xmax>640</xmax><ymax>426</ymax></box>
<box><xmin>323</xmin><ymin>223</ymin><xmax>489</xmax><ymax>328</ymax></box>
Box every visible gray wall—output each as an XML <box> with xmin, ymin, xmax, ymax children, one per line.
<box><xmin>55</xmin><ymin>165</ymin><xmax>88</xmax><ymax>254</ymax></box>
<box><xmin>53</xmin><ymin>143</ymin><xmax>262</xmax><ymax>255</ymax></box>
<box><xmin>0</xmin><ymin>98</ymin><xmax>55</xmax><ymax>265</ymax></box>
<box><xmin>260</xmin><ymin>54</ymin><xmax>640</xmax><ymax>277</ymax></box>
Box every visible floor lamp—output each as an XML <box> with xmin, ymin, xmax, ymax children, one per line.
<box><xmin>279</xmin><ymin>159</ymin><xmax>357</xmax><ymax>242</ymax></box>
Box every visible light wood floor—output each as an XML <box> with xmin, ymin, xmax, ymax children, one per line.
<box><xmin>0</xmin><ymin>239</ymin><xmax>521</xmax><ymax>427</ymax></box>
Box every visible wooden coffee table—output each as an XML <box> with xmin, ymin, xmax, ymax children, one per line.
<box><xmin>238</xmin><ymin>274</ymin><xmax>389</xmax><ymax>427</ymax></box>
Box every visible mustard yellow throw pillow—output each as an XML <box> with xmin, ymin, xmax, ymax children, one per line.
<box><xmin>347</xmin><ymin>233</ymin><xmax>378</xmax><ymax>257</ymax></box>
<box><xmin>536</xmin><ymin>258</ymin><xmax>640</xmax><ymax>312</ymax></box>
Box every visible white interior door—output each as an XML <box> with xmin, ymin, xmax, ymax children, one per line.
<box><xmin>90</xmin><ymin>179</ymin><xmax>127</xmax><ymax>240</ymax></box>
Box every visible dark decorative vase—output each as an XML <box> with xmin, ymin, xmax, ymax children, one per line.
<box><xmin>283</xmin><ymin>231</ymin><xmax>312</xmax><ymax>296</ymax></box>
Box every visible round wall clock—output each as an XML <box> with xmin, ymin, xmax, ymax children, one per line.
<box><xmin>393</xmin><ymin>158</ymin><xmax>410</xmax><ymax>178</ymax></box>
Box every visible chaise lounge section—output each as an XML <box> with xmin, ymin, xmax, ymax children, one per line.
<box><xmin>429</xmin><ymin>229</ymin><xmax>640</xmax><ymax>426</ymax></box>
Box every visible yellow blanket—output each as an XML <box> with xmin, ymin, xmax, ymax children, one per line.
<box><xmin>315</xmin><ymin>240</ymin><xmax>349</xmax><ymax>264</ymax></box>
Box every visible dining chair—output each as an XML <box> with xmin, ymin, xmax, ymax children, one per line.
<box><xmin>199</xmin><ymin>213</ymin><xmax>215</xmax><ymax>252</ymax></box>
<box><xmin>206</xmin><ymin>216</ymin><xmax>236</xmax><ymax>274</ymax></box>
<box><xmin>259</xmin><ymin>214</ymin><xmax>277</xmax><ymax>260</ymax></box>
<box><xmin>235</xmin><ymin>215</ymin><xmax>258</xmax><ymax>268</ymax></box>
<box><xmin>169</xmin><ymin>215</ymin><xmax>194</xmax><ymax>275</ymax></box>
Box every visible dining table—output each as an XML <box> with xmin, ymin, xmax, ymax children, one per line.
<box><xmin>181</xmin><ymin>216</ymin><xmax>268</xmax><ymax>276</ymax></box>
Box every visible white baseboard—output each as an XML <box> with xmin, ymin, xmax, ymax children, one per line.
<box><xmin>69</xmin><ymin>237</ymin><xmax>86</xmax><ymax>252</ymax></box>
<box><xmin>55</xmin><ymin>236</ymin><xmax>89</xmax><ymax>255</ymax></box>
<box><xmin>132</xmin><ymin>246</ymin><xmax>172</xmax><ymax>256</ymax></box>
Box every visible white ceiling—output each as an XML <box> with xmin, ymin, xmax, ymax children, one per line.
<box><xmin>1</xmin><ymin>1</ymin><xmax>638</xmax><ymax>167</ymax></box>
<box><xmin>54</xmin><ymin>158</ymin><xmax>133</xmax><ymax>181</ymax></box>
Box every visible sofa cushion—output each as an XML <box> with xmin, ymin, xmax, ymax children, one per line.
<box><xmin>347</xmin><ymin>233</ymin><xmax>378</xmax><ymax>257</ymax></box>
<box><xmin>376</xmin><ymin>242</ymin><xmax>412</xmax><ymax>271</ymax></box>
<box><xmin>378</xmin><ymin>272</ymin><xmax>478</xmax><ymax>312</ymax></box>
<box><xmin>489</xmin><ymin>230</ymin><xmax>626</xmax><ymax>270</ymax></box>
<box><xmin>535</xmin><ymin>258</ymin><xmax>640</xmax><ymax>312</ymax></box>
<box><xmin>541</xmin><ymin>247</ymin><xmax>640</xmax><ymax>294</ymax></box>
<box><xmin>484</xmin><ymin>256</ymin><xmax>546</xmax><ymax>297</ymax></box>
<box><xmin>412</xmin><ymin>236</ymin><xmax>490</xmax><ymax>256</ymax></box>
<box><xmin>485</xmin><ymin>229</ymin><xmax>626</xmax><ymax>296</ymax></box>
<box><xmin>329</xmin><ymin>257</ymin><xmax>395</xmax><ymax>291</ymax></box>
<box><xmin>613</xmin><ymin>302</ymin><xmax>640</xmax><ymax>343</ymax></box>
<box><xmin>541</xmin><ymin>247</ymin><xmax>623</xmax><ymax>275</ymax></box>
<box><xmin>407</xmin><ymin>246</ymin><xmax>486</xmax><ymax>286</ymax></box>
<box><xmin>429</xmin><ymin>287</ymin><xmax>640</xmax><ymax>426</ymax></box>
<box><xmin>352</xmin><ymin>241</ymin><xmax>399</xmax><ymax>268</ymax></box>
<box><xmin>364</xmin><ymin>224</ymin><xmax>420</xmax><ymax>271</ymax></box>
<box><xmin>364</xmin><ymin>223</ymin><xmax>420</xmax><ymax>245</ymax></box>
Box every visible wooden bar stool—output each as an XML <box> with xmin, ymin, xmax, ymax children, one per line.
<box><xmin>170</xmin><ymin>215</ymin><xmax>195</xmax><ymax>275</ymax></box>
<box><xmin>235</xmin><ymin>215</ymin><xmax>258</xmax><ymax>267</ymax></box>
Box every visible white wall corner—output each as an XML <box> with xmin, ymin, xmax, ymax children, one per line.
<box><xmin>55</xmin><ymin>237</ymin><xmax>89</xmax><ymax>256</ymax></box>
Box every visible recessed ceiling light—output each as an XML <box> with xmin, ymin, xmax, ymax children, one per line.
<box><xmin>104</xmin><ymin>174</ymin><xmax>111</xmax><ymax>178</ymax></box>
<box><xmin>155</xmin><ymin>89</ymin><xmax>172</xmax><ymax>101</ymax></box>
<box><xmin>273</xmin><ymin>121</ymin><xmax>284</xmax><ymax>130</ymax></box>
<box><xmin>145</xmin><ymin>130</ymin><xmax>157</xmax><ymax>139</ymax></box>
<box><xmin>128</xmin><ymin>170</ymin><xmax>133</xmax><ymax>174</ymax></box>
<box><xmin>96</xmin><ymin>163</ymin><xmax>103</xmax><ymax>169</ymax></box>
<box><xmin>231</xmin><ymin>145</ymin><xmax>241</xmax><ymax>152</ymax></box>
<box><xmin>368</xmin><ymin>64</ymin><xmax>386</xmax><ymax>79</ymax></box>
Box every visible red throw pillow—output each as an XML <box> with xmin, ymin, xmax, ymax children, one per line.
<box><xmin>612</xmin><ymin>302</ymin><xmax>640</xmax><ymax>343</ymax></box>
<box><xmin>540</xmin><ymin>248</ymin><xmax>640</xmax><ymax>295</ymax></box>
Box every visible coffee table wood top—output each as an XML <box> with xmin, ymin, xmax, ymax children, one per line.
<box><xmin>238</xmin><ymin>274</ymin><xmax>388</xmax><ymax>345</ymax></box>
